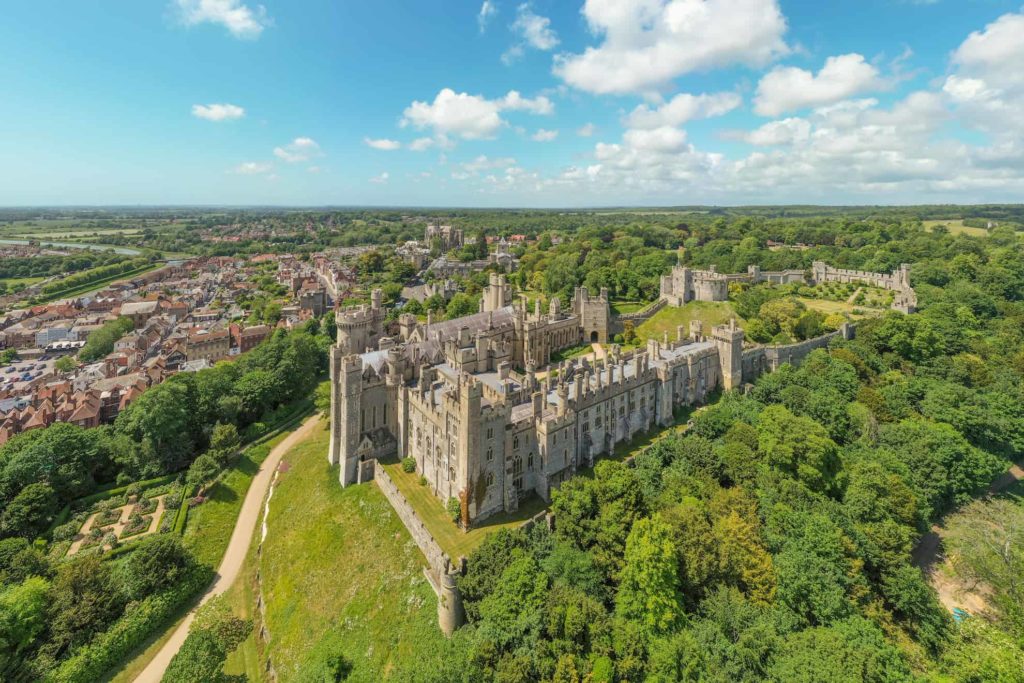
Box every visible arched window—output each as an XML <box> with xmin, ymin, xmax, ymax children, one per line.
<box><xmin>513</xmin><ymin>435</ymin><xmax>519</xmax><ymax>450</ymax></box>
<box><xmin>449</xmin><ymin>466</ymin><xmax>455</xmax><ymax>481</ymax></box>
<box><xmin>527</xmin><ymin>453</ymin><xmax>534</xmax><ymax>470</ymax></box>
<box><xmin>486</xmin><ymin>447</ymin><xmax>493</xmax><ymax>461</ymax></box>
<box><xmin>485</xmin><ymin>471</ymin><xmax>494</xmax><ymax>487</ymax></box>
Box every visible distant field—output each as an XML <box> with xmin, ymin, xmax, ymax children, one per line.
<box><xmin>258</xmin><ymin>427</ymin><xmax>450</xmax><ymax>681</ymax></box>
<box><xmin>0</xmin><ymin>276</ymin><xmax>45</xmax><ymax>289</ymax></box>
<box><xmin>610</xmin><ymin>300</ymin><xmax>648</xmax><ymax>314</ymax></box>
<box><xmin>633</xmin><ymin>300</ymin><xmax>742</xmax><ymax>344</ymax></box>
<box><xmin>922</xmin><ymin>219</ymin><xmax>989</xmax><ymax>237</ymax></box>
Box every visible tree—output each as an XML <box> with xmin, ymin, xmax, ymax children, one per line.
<box><xmin>0</xmin><ymin>483</ymin><xmax>56</xmax><ymax>539</ymax></box>
<box><xmin>187</xmin><ymin>454</ymin><xmax>221</xmax><ymax>492</ymax></box>
<box><xmin>47</xmin><ymin>555</ymin><xmax>126</xmax><ymax>655</ymax></box>
<box><xmin>756</xmin><ymin>405</ymin><xmax>842</xmax><ymax>495</ymax></box>
<box><xmin>615</xmin><ymin>517</ymin><xmax>683</xmax><ymax>638</ymax></box>
<box><xmin>768</xmin><ymin>617</ymin><xmax>911</xmax><ymax>683</ymax></box>
<box><xmin>445</xmin><ymin>293</ymin><xmax>478</xmax><ymax>320</ymax></box>
<box><xmin>115</xmin><ymin>381</ymin><xmax>196</xmax><ymax>475</ymax></box>
<box><xmin>0</xmin><ymin>576</ymin><xmax>49</xmax><ymax>675</ymax></box>
<box><xmin>478</xmin><ymin>552</ymin><xmax>548</xmax><ymax>646</ymax></box>
<box><xmin>54</xmin><ymin>355</ymin><xmax>77</xmax><ymax>373</ymax></box>
<box><xmin>123</xmin><ymin>535</ymin><xmax>196</xmax><ymax>599</ymax></box>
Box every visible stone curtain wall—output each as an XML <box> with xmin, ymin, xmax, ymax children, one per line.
<box><xmin>762</xmin><ymin>326</ymin><xmax>851</xmax><ymax>371</ymax></box>
<box><xmin>373</xmin><ymin>461</ymin><xmax>451</xmax><ymax>581</ymax></box>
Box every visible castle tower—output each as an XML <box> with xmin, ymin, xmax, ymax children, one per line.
<box><xmin>438</xmin><ymin>567</ymin><xmax>464</xmax><ymax>636</ymax></box>
<box><xmin>456</xmin><ymin>375</ymin><xmax>482</xmax><ymax>520</ymax></box>
<box><xmin>712</xmin><ymin>318</ymin><xmax>744</xmax><ymax>391</ymax></box>
<box><xmin>481</xmin><ymin>273</ymin><xmax>512</xmax><ymax>313</ymax></box>
<box><xmin>328</xmin><ymin>351</ymin><xmax>364</xmax><ymax>486</ymax></box>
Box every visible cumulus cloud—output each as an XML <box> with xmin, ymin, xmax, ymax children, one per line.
<box><xmin>754</xmin><ymin>53</ymin><xmax>885</xmax><ymax>116</ymax></box>
<box><xmin>191</xmin><ymin>103</ymin><xmax>245</xmax><ymax>121</ymax></box>
<box><xmin>531</xmin><ymin>128</ymin><xmax>558</xmax><ymax>142</ymax></box>
<box><xmin>232</xmin><ymin>161</ymin><xmax>272</xmax><ymax>174</ymax></box>
<box><xmin>478</xmin><ymin>0</ymin><xmax>497</xmax><ymax>32</ymax></box>
<box><xmin>408</xmin><ymin>137</ymin><xmax>436</xmax><ymax>152</ymax></box>
<box><xmin>369</xmin><ymin>171</ymin><xmax>390</xmax><ymax>184</ymax></box>
<box><xmin>364</xmin><ymin>137</ymin><xmax>401</xmax><ymax>151</ymax></box>
<box><xmin>273</xmin><ymin>137</ymin><xmax>322</xmax><ymax>163</ymax></box>
<box><xmin>554</xmin><ymin>0</ymin><xmax>788</xmax><ymax>96</ymax></box>
<box><xmin>173</xmin><ymin>0</ymin><xmax>269</xmax><ymax>39</ymax></box>
<box><xmin>625</xmin><ymin>92</ymin><xmax>741</xmax><ymax>129</ymax></box>
<box><xmin>577</xmin><ymin>122</ymin><xmax>597</xmax><ymax>137</ymax></box>
<box><xmin>401</xmin><ymin>88</ymin><xmax>552</xmax><ymax>140</ymax></box>
<box><xmin>740</xmin><ymin>117</ymin><xmax>811</xmax><ymax>146</ymax></box>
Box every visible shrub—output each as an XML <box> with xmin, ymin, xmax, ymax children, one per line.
<box><xmin>52</xmin><ymin>520</ymin><xmax>81</xmax><ymax>542</ymax></box>
<box><xmin>446</xmin><ymin>497</ymin><xmax>461</xmax><ymax>523</ymax></box>
<box><xmin>401</xmin><ymin>457</ymin><xmax>416</xmax><ymax>473</ymax></box>
<box><xmin>419</xmin><ymin>476</ymin><xmax>429</xmax><ymax>487</ymax></box>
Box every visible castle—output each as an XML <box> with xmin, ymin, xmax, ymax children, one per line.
<box><xmin>660</xmin><ymin>261</ymin><xmax>917</xmax><ymax>314</ymax></box>
<box><xmin>327</xmin><ymin>267</ymin><xmax>866</xmax><ymax>526</ymax></box>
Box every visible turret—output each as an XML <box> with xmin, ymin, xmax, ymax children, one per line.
<box><xmin>712</xmin><ymin>318</ymin><xmax>744</xmax><ymax>391</ymax></box>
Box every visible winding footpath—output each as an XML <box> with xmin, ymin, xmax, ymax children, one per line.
<box><xmin>134</xmin><ymin>415</ymin><xmax>322</xmax><ymax>683</ymax></box>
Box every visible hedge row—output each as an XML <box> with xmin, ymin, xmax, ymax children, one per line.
<box><xmin>73</xmin><ymin>472</ymin><xmax>181</xmax><ymax>509</ymax></box>
<box><xmin>47</xmin><ymin>563</ymin><xmax>213</xmax><ymax>683</ymax></box>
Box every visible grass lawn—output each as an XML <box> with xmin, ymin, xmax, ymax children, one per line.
<box><xmin>796</xmin><ymin>297</ymin><xmax>884</xmax><ymax>319</ymax></box>
<box><xmin>381</xmin><ymin>461</ymin><xmax>547</xmax><ymax>560</ymax></box>
<box><xmin>610</xmin><ymin>300</ymin><xmax>649</xmax><ymax>314</ymax></box>
<box><xmin>259</xmin><ymin>427</ymin><xmax>450</xmax><ymax>682</ymax></box>
<box><xmin>634</xmin><ymin>301</ymin><xmax>742</xmax><ymax>344</ymax></box>
<box><xmin>550</xmin><ymin>342</ymin><xmax>595</xmax><ymax>364</ymax></box>
<box><xmin>921</xmin><ymin>219</ymin><xmax>990</xmax><ymax>237</ymax></box>
<box><xmin>0</xmin><ymin>276</ymin><xmax>45</xmax><ymax>289</ymax></box>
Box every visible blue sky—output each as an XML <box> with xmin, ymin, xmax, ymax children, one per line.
<box><xmin>2</xmin><ymin>0</ymin><xmax>1023</xmax><ymax>206</ymax></box>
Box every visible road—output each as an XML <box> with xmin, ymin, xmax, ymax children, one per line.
<box><xmin>134</xmin><ymin>414</ymin><xmax>321</xmax><ymax>683</ymax></box>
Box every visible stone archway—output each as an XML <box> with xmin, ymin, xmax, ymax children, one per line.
<box><xmin>590</xmin><ymin>330</ymin><xmax>599</xmax><ymax>343</ymax></box>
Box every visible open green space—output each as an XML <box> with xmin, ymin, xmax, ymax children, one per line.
<box><xmin>609</xmin><ymin>299</ymin><xmax>649</xmax><ymax>314</ymax></box>
<box><xmin>921</xmin><ymin>219</ymin><xmax>989</xmax><ymax>237</ymax></box>
<box><xmin>259</xmin><ymin>426</ymin><xmax>450</xmax><ymax>681</ymax></box>
<box><xmin>633</xmin><ymin>300</ymin><xmax>742</xmax><ymax>344</ymax></box>
<box><xmin>796</xmin><ymin>296</ymin><xmax>884</xmax><ymax>318</ymax></box>
<box><xmin>0</xmin><ymin>275</ymin><xmax>45</xmax><ymax>289</ymax></box>
<box><xmin>382</xmin><ymin>461</ymin><xmax>547</xmax><ymax>560</ymax></box>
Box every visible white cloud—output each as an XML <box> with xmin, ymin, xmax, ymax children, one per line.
<box><xmin>173</xmin><ymin>0</ymin><xmax>269</xmax><ymax>39</ymax></box>
<box><xmin>369</xmin><ymin>171</ymin><xmax>390</xmax><ymax>184</ymax></box>
<box><xmin>513</xmin><ymin>4</ymin><xmax>559</xmax><ymax>49</ymax></box>
<box><xmin>554</xmin><ymin>0</ymin><xmax>788</xmax><ymax>96</ymax></box>
<box><xmin>307</xmin><ymin>166</ymin><xmax>322</xmax><ymax>173</ymax></box>
<box><xmin>942</xmin><ymin>11</ymin><xmax>1024</xmax><ymax>138</ymax></box>
<box><xmin>191</xmin><ymin>103</ymin><xmax>245</xmax><ymax>121</ymax></box>
<box><xmin>401</xmin><ymin>88</ymin><xmax>552</xmax><ymax>140</ymax></box>
<box><xmin>232</xmin><ymin>161</ymin><xmax>272</xmax><ymax>174</ymax></box>
<box><xmin>625</xmin><ymin>92</ymin><xmax>742</xmax><ymax>129</ymax></box>
<box><xmin>478</xmin><ymin>0</ymin><xmax>497</xmax><ymax>32</ymax></box>
<box><xmin>741</xmin><ymin>117</ymin><xmax>811</xmax><ymax>145</ymax></box>
<box><xmin>409</xmin><ymin>137</ymin><xmax>436</xmax><ymax>152</ymax></box>
<box><xmin>364</xmin><ymin>137</ymin><xmax>401</xmax><ymax>151</ymax></box>
<box><xmin>531</xmin><ymin>128</ymin><xmax>558</xmax><ymax>142</ymax></box>
<box><xmin>273</xmin><ymin>137</ymin><xmax>322</xmax><ymax>163</ymax></box>
<box><xmin>577</xmin><ymin>122</ymin><xmax>597</xmax><ymax>137</ymax></box>
<box><xmin>754</xmin><ymin>53</ymin><xmax>885</xmax><ymax>116</ymax></box>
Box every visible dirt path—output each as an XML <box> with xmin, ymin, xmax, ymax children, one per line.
<box><xmin>913</xmin><ymin>459</ymin><xmax>1023</xmax><ymax>614</ymax></box>
<box><xmin>134</xmin><ymin>415</ymin><xmax>321</xmax><ymax>683</ymax></box>
<box><xmin>846</xmin><ymin>287</ymin><xmax>862</xmax><ymax>304</ymax></box>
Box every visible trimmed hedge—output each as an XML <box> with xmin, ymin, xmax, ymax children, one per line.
<box><xmin>47</xmin><ymin>563</ymin><xmax>213</xmax><ymax>683</ymax></box>
<box><xmin>73</xmin><ymin>472</ymin><xmax>180</xmax><ymax>509</ymax></box>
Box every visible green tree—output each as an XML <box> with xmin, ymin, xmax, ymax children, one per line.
<box><xmin>0</xmin><ymin>576</ymin><xmax>49</xmax><ymax>675</ymax></box>
<box><xmin>122</xmin><ymin>535</ymin><xmax>196</xmax><ymax>599</ymax></box>
<box><xmin>0</xmin><ymin>483</ymin><xmax>56</xmax><ymax>539</ymax></box>
<box><xmin>615</xmin><ymin>517</ymin><xmax>683</xmax><ymax>638</ymax></box>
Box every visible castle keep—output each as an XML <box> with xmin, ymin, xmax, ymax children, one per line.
<box><xmin>326</xmin><ymin>263</ymin><xmax>878</xmax><ymax>525</ymax></box>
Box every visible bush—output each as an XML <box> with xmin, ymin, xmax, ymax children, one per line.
<box><xmin>402</xmin><ymin>457</ymin><xmax>416</xmax><ymax>473</ymax></box>
<box><xmin>419</xmin><ymin>476</ymin><xmax>429</xmax><ymax>487</ymax></box>
<box><xmin>52</xmin><ymin>520</ymin><xmax>81</xmax><ymax>542</ymax></box>
<box><xmin>446</xmin><ymin>497</ymin><xmax>462</xmax><ymax>523</ymax></box>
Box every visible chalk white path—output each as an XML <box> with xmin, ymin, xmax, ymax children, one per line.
<box><xmin>134</xmin><ymin>415</ymin><xmax>321</xmax><ymax>683</ymax></box>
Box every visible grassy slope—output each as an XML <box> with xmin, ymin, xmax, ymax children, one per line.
<box><xmin>921</xmin><ymin>219</ymin><xmax>989</xmax><ymax>237</ymax></box>
<box><xmin>634</xmin><ymin>300</ymin><xmax>742</xmax><ymax>344</ymax></box>
<box><xmin>259</xmin><ymin>427</ymin><xmax>449</xmax><ymax>682</ymax></box>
